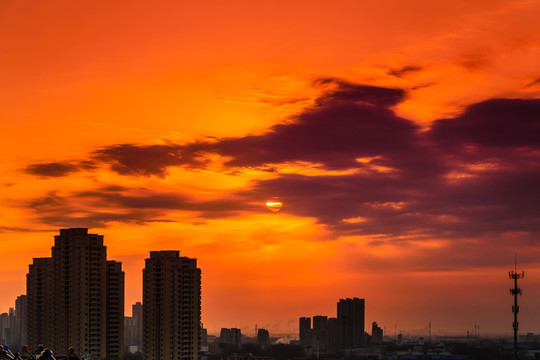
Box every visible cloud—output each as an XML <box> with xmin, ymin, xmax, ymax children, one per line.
<box><xmin>387</xmin><ymin>65</ymin><xmax>423</xmax><ymax>78</ymax></box>
<box><xmin>21</xmin><ymin>80</ymin><xmax>540</xmax><ymax>249</ymax></box>
<box><xmin>93</xmin><ymin>144</ymin><xmax>185</xmax><ymax>177</ymax></box>
<box><xmin>428</xmin><ymin>98</ymin><xmax>540</xmax><ymax>150</ymax></box>
<box><xmin>25</xmin><ymin>162</ymin><xmax>80</xmax><ymax>177</ymax></box>
<box><xmin>29</xmin><ymin>187</ymin><xmax>260</xmax><ymax>227</ymax></box>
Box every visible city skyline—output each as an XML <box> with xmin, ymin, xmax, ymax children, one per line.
<box><xmin>2</xmin><ymin>0</ymin><xmax>540</xmax><ymax>336</ymax></box>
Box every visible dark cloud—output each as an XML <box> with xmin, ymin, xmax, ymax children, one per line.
<box><xmin>525</xmin><ymin>78</ymin><xmax>540</xmax><ymax>87</ymax></box>
<box><xmin>29</xmin><ymin>187</ymin><xmax>259</xmax><ymax>227</ymax></box>
<box><xmin>429</xmin><ymin>98</ymin><xmax>540</xmax><ymax>150</ymax></box>
<box><xmin>21</xmin><ymin>80</ymin><xmax>540</xmax><ymax>248</ymax></box>
<box><xmin>26</xmin><ymin>162</ymin><xmax>80</xmax><ymax>177</ymax></box>
<box><xmin>387</xmin><ymin>66</ymin><xmax>423</xmax><ymax>78</ymax></box>
<box><xmin>93</xmin><ymin>144</ymin><xmax>185</xmax><ymax>177</ymax></box>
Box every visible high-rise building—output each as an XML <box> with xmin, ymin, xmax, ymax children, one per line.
<box><xmin>327</xmin><ymin>317</ymin><xmax>339</xmax><ymax>351</ymax></box>
<box><xmin>27</xmin><ymin>257</ymin><xmax>54</xmax><ymax>350</ymax></box>
<box><xmin>299</xmin><ymin>317</ymin><xmax>311</xmax><ymax>347</ymax></box>
<box><xmin>125</xmin><ymin>302</ymin><xmax>143</xmax><ymax>353</ymax></box>
<box><xmin>143</xmin><ymin>251</ymin><xmax>201</xmax><ymax>360</ymax></box>
<box><xmin>313</xmin><ymin>315</ymin><xmax>328</xmax><ymax>351</ymax></box>
<box><xmin>371</xmin><ymin>322</ymin><xmax>383</xmax><ymax>344</ymax></box>
<box><xmin>107</xmin><ymin>261</ymin><xmax>125</xmax><ymax>359</ymax></box>
<box><xmin>256</xmin><ymin>328</ymin><xmax>269</xmax><ymax>346</ymax></box>
<box><xmin>220</xmin><ymin>328</ymin><xmax>241</xmax><ymax>351</ymax></box>
<box><xmin>337</xmin><ymin>298</ymin><xmax>365</xmax><ymax>349</ymax></box>
<box><xmin>26</xmin><ymin>228</ymin><xmax>124</xmax><ymax>359</ymax></box>
<box><xmin>132</xmin><ymin>302</ymin><xmax>143</xmax><ymax>348</ymax></box>
<box><xmin>15</xmin><ymin>295</ymin><xmax>27</xmax><ymax>348</ymax></box>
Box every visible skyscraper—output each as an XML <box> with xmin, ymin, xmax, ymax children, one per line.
<box><xmin>257</xmin><ymin>328</ymin><xmax>269</xmax><ymax>347</ymax></box>
<box><xmin>143</xmin><ymin>251</ymin><xmax>201</xmax><ymax>360</ymax></box>
<box><xmin>337</xmin><ymin>298</ymin><xmax>365</xmax><ymax>349</ymax></box>
<box><xmin>220</xmin><ymin>328</ymin><xmax>241</xmax><ymax>351</ymax></box>
<box><xmin>299</xmin><ymin>317</ymin><xmax>311</xmax><ymax>347</ymax></box>
<box><xmin>14</xmin><ymin>295</ymin><xmax>27</xmax><ymax>349</ymax></box>
<box><xmin>313</xmin><ymin>315</ymin><xmax>328</xmax><ymax>351</ymax></box>
<box><xmin>26</xmin><ymin>228</ymin><xmax>124</xmax><ymax>359</ymax></box>
<box><xmin>132</xmin><ymin>302</ymin><xmax>143</xmax><ymax>349</ymax></box>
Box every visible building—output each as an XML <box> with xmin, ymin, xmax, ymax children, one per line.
<box><xmin>125</xmin><ymin>302</ymin><xmax>143</xmax><ymax>353</ymax></box>
<box><xmin>26</xmin><ymin>228</ymin><xmax>124</xmax><ymax>359</ymax></box>
<box><xmin>257</xmin><ymin>328</ymin><xmax>269</xmax><ymax>346</ymax></box>
<box><xmin>371</xmin><ymin>322</ymin><xmax>383</xmax><ymax>344</ymax></box>
<box><xmin>220</xmin><ymin>328</ymin><xmax>242</xmax><ymax>351</ymax></box>
<box><xmin>328</xmin><ymin>317</ymin><xmax>339</xmax><ymax>351</ymax></box>
<box><xmin>337</xmin><ymin>298</ymin><xmax>365</xmax><ymax>349</ymax></box>
<box><xmin>132</xmin><ymin>302</ymin><xmax>143</xmax><ymax>348</ymax></box>
<box><xmin>143</xmin><ymin>251</ymin><xmax>201</xmax><ymax>360</ymax></box>
<box><xmin>15</xmin><ymin>295</ymin><xmax>27</xmax><ymax>348</ymax></box>
<box><xmin>313</xmin><ymin>315</ymin><xmax>328</xmax><ymax>351</ymax></box>
<box><xmin>299</xmin><ymin>317</ymin><xmax>311</xmax><ymax>347</ymax></box>
<box><xmin>107</xmin><ymin>261</ymin><xmax>125</xmax><ymax>359</ymax></box>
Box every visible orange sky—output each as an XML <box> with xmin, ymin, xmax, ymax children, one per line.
<box><xmin>2</xmin><ymin>0</ymin><xmax>540</xmax><ymax>337</ymax></box>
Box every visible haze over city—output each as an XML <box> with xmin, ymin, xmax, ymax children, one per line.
<box><xmin>2</xmin><ymin>0</ymin><xmax>540</xmax><ymax>338</ymax></box>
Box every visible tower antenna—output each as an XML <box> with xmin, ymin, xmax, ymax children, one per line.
<box><xmin>509</xmin><ymin>254</ymin><xmax>524</xmax><ymax>360</ymax></box>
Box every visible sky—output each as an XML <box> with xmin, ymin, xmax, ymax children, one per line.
<box><xmin>1</xmin><ymin>0</ymin><xmax>540</xmax><ymax>337</ymax></box>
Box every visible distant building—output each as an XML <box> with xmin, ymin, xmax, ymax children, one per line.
<box><xmin>220</xmin><ymin>328</ymin><xmax>242</xmax><ymax>350</ymax></box>
<box><xmin>257</xmin><ymin>328</ymin><xmax>269</xmax><ymax>346</ymax></box>
<box><xmin>337</xmin><ymin>298</ymin><xmax>365</xmax><ymax>349</ymax></box>
<box><xmin>299</xmin><ymin>317</ymin><xmax>311</xmax><ymax>347</ymax></box>
<box><xmin>143</xmin><ymin>251</ymin><xmax>201</xmax><ymax>360</ymax></box>
<box><xmin>26</xmin><ymin>228</ymin><xmax>124</xmax><ymax>359</ymax></box>
<box><xmin>132</xmin><ymin>302</ymin><xmax>143</xmax><ymax>347</ymax></box>
<box><xmin>125</xmin><ymin>302</ymin><xmax>143</xmax><ymax>352</ymax></box>
<box><xmin>328</xmin><ymin>317</ymin><xmax>339</xmax><ymax>351</ymax></box>
<box><xmin>313</xmin><ymin>315</ymin><xmax>328</xmax><ymax>351</ymax></box>
<box><xmin>371</xmin><ymin>322</ymin><xmax>383</xmax><ymax>344</ymax></box>
<box><xmin>15</xmin><ymin>295</ymin><xmax>27</xmax><ymax>348</ymax></box>
<box><xmin>201</xmin><ymin>325</ymin><xmax>208</xmax><ymax>348</ymax></box>
<box><xmin>0</xmin><ymin>311</ymin><xmax>15</xmax><ymax>345</ymax></box>
<box><xmin>106</xmin><ymin>261</ymin><xmax>125</xmax><ymax>359</ymax></box>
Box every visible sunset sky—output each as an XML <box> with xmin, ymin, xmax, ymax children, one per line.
<box><xmin>2</xmin><ymin>0</ymin><xmax>540</xmax><ymax>337</ymax></box>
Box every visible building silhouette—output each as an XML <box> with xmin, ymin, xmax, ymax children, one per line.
<box><xmin>328</xmin><ymin>317</ymin><xmax>339</xmax><ymax>351</ymax></box>
<box><xmin>143</xmin><ymin>251</ymin><xmax>201</xmax><ymax>360</ymax></box>
<box><xmin>0</xmin><ymin>298</ymin><xmax>27</xmax><ymax>350</ymax></box>
<box><xmin>257</xmin><ymin>328</ymin><xmax>269</xmax><ymax>346</ymax></box>
<box><xmin>125</xmin><ymin>302</ymin><xmax>143</xmax><ymax>352</ymax></box>
<box><xmin>15</xmin><ymin>295</ymin><xmax>27</xmax><ymax>348</ymax></box>
<box><xmin>26</xmin><ymin>228</ymin><xmax>124</xmax><ymax>359</ymax></box>
<box><xmin>313</xmin><ymin>315</ymin><xmax>329</xmax><ymax>351</ymax></box>
<box><xmin>299</xmin><ymin>317</ymin><xmax>311</xmax><ymax>347</ymax></box>
<box><xmin>371</xmin><ymin>322</ymin><xmax>383</xmax><ymax>344</ymax></box>
<box><xmin>337</xmin><ymin>298</ymin><xmax>365</xmax><ymax>349</ymax></box>
<box><xmin>220</xmin><ymin>328</ymin><xmax>242</xmax><ymax>351</ymax></box>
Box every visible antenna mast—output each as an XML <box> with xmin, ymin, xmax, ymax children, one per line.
<box><xmin>509</xmin><ymin>255</ymin><xmax>524</xmax><ymax>360</ymax></box>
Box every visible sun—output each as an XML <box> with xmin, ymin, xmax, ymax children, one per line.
<box><xmin>265</xmin><ymin>198</ymin><xmax>283</xmax><ymax>212</ymax></box>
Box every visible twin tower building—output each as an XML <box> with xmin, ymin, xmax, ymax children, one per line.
<box><xmin>26</xmin><ymin>228</ymin><xmax>201</xmax><ymax>360</ymax></box>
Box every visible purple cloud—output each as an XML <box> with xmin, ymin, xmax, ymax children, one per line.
<box><xmin>21</xmin><ymin>80</ymin><xmax>540</xmax><ymax>250</ymax></box>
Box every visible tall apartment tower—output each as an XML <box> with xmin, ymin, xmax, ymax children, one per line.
<box><xmin>14</xmin><ymin>295</ymin><xmax>27</xmax><ymax>348</ymax></box>
<box><xmin>337</xmin><ymin>298</ymin><xmax>365</xmax><ymax>349</ymax></box>
<box><xmin>313</xmin><ymin>315</ymin><xmax>329</xmax><ymax>351</ymax></box>
<box><xmin>143</xmin><ymin>251</ymin><xmax>201</xmax><ymax>360</ymax></box>
<box><xmin>132</xmin><ymin>302</ymin><xmax>143</xmax><ymax>348</ymax></box>
<box><xmin>107</xmin><ymin>261</ymin><xmax>125</xmax><ymax>359</ymax></box>
<box><xmin>299</xmin><ymin>317</ymin><xmax>311</xmax><ymax>347</ymax></box>
<box><xmin>27</xmin><ymin>257</ymin><xmax>54</xmax><ymax>349</ymax></box>
<box><xmin>26</xmin><ymin>228</ymin><xmax>124</xmax><ymax>359</ymax></box>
